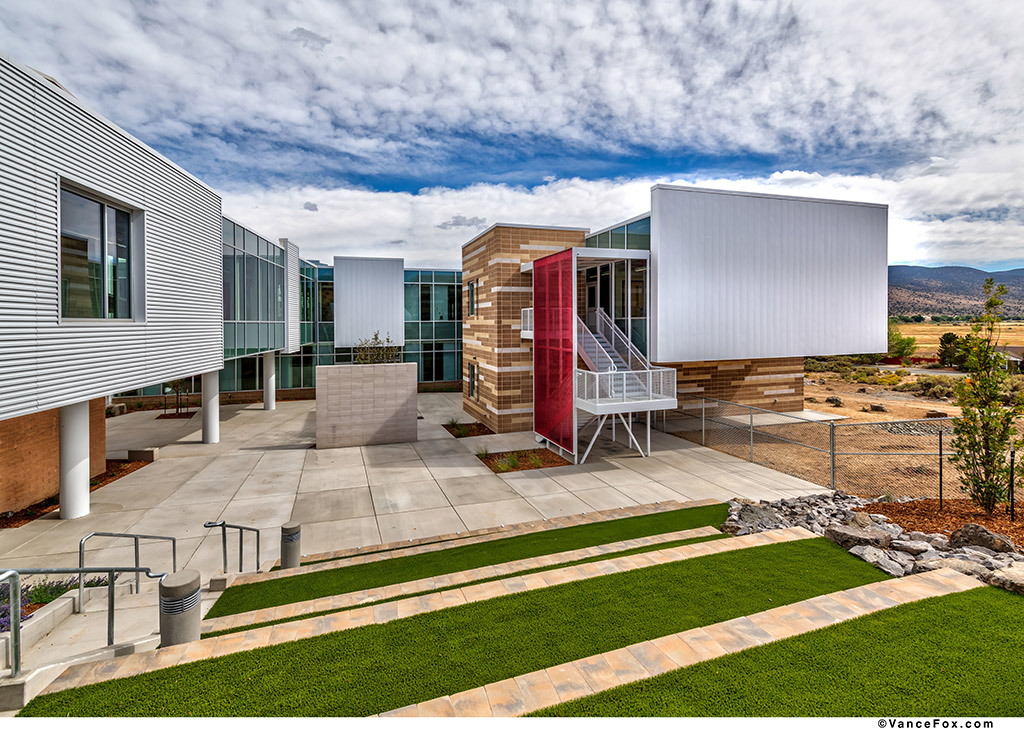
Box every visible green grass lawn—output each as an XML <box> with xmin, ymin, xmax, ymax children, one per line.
<box><xmin>206</xmin><ymin>503</ymin><xmax>730</xmax><ymax>618</ymax></box>
<box><xmin>202</xmin><ymin>532</ymin><xmax>727</xmax><ymax>639</ymax></box>
<box><xmin>534</xmin><ymin>586</ymin><xmax>1024</xmax><ymax>717</ymax></box>
<box><xmin>21</xmin><ymin>538</ymin><xmax>886</xmax><ymax>717</ymax></box>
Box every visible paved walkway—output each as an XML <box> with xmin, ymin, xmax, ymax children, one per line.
<box><xmin>382</xmin><ymin>568</ymin><xmax>983</xmax><ymax>717</ymax></box>
<box><xmin>0</xmin><ymin>393</ymin><xmax>827</xmax><ymax>584</ymax></box>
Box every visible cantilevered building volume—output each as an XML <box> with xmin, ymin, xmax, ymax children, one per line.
<box><xmin>0</xmin><ymin>50</ymin><xmax>888</xmax><ymax>517</ymax></box>
<box><xmin>463</xmin><ymin>186</ymin><xmax>887</xmax><ymax>462</ymax></box>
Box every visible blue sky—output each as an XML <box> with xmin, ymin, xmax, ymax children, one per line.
<box><xmin>1</xmin><ymin>0</ymin><xmax>1023</xmax><ymax>269</ymax></box>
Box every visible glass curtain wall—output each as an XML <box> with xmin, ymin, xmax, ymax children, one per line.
<box><xmin>222</xmin><ymin>218</ymin><xmax>285</xmax><ymax>360</ymax></box>
<box><xmin>403</xmin><ymin>269</ymin><xmax>463</xmax><ymax>382</ymax></box>
<box><xmin>584</xmin><ymin>216</ymin><xmax>651</xmax><ymax>250</ymax></box>
<box><xmin>127</xmin><ymin>262</ymin><xmax>465</xmax><ymax>396</ymax></box>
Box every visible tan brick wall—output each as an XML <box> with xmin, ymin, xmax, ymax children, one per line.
<box><xmin>462</xmin><ymin>226</ymin><xmax>586</xmax><ymax>433</ymax></box>
<box><xmin>655</xmin><ymin>357</ymin><xmax>805</xmax><ymax>412</ymax></box>
<box><xmin>0</xmin><ymin>399</ymin><xmax>107</xmax><ymax>513</ymax></box>
<box><xmin>315</xmin><ymin>363</ymin><xmax>418</xmax><ymax>448</ymax></box>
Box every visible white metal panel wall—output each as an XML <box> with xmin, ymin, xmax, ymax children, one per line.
<box><xmin>0</xmin><ymin>54</ymin><xmax>223</xmax><ymax>422</ymax></box>
<box><xmin>285</xmin><ymin>240</ymin><xmax>300</xmax><ymax>353</ymax></box>
<box><xmin>650</xmin><ymin>186</ymin><xmax>888</xmax><ymax>363</ymax></box>
<box><xmin>332</xmin><ymin>257</ymin><xmax>405</xmax><ymax>347</ymax></box>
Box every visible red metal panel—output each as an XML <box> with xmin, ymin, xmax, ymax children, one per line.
<box><xmin>533</xmin><ymin>249</ymin><xmax>575</xmax><ymax>454</ymax></box>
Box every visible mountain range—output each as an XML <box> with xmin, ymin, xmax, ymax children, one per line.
<box><xmin>888</xmin><ymin>265</ymin><xmax>1024</xmax><ymax>316</ymax></box>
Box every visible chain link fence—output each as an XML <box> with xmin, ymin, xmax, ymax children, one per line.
<box><xmin>664</xmin><ymin>396</ymin><xmax>1021</xmax><ymax>505</ymax></box>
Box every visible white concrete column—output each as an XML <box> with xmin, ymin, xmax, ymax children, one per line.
<box><xmin>262</xmin><ymin>351</ymin><xmax>276</xmax><ymax>411</ymax></box>
<box><xmin>59</xmin><ymin>400</ymin><xmax>90</xmax><ymax>520</ymax></box>
<box><xmin>202</xmin><ymin>370</ymin><xmax>220</xmax><ymax>444</ymax></box>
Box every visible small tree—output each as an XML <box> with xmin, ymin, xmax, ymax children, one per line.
<box><xmin>887</xmin><ymin>323</ymin><xmax>917</xmax><ymax>359</ymax></box>
<box><xmin>948</xmin><ymin>279</ymin><xmax>1024</xmax><ymax>516</ymax></box>
<box><xmin>354</xmin><ymin>331</ymin><xmax>400</xmax><ymax>364</ymax></box>
<box><xmin>166</xmin><ymin>378</ymin><xmax>192</xmax><ymax>415</ymax></box>
<box><xmin>937</xmin><ymin>332</ymin><xmax>961</xmax><ymax>367</ymax></box>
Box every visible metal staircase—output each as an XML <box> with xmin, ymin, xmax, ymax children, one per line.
<box><xmin>573</xmin><ymin>312</ymin><xmax>677</xmax><ymax>463</ymax></box>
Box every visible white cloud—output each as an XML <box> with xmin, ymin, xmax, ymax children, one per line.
<box><xmin>2</xmin><ymin>0</ymin><xmax>1023</xmax><ymax>267</ymax></box>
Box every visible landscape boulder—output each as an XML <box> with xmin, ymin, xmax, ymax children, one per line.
<box><xmin>886</xmin><ymin>550</ymin><xmax>916</xmax><ymax>574</ymax></box>
<box><xmin>723</xmin><ymin>503</ymin><xmax>792</xmax><ymax>534</ymax></box>
<box><xmin>847</xmin><ymin>513</ymin><xmax>874</xmax><ymax>529</ymax></box>
<box><xmin>890</xmin><ymin>539</ymin><xmax>932</xmax><ymax>555</ymax></box>
<box><xmin>926</xmin><ymin>410</ymin><xmax>948</xmax><ymax>418</ymax></box>
<box><xmin>988</xmin><ymin>564</ymin><xmax>1024</xmax><ymax>595</ymax></box>
<box><xmin>949</xmin><ymin>523</ymin><xmax>1017</xmax><ymax>553</ymax></box>
<box><xmin>870</xmin><ymin>403</ymin><xmax>888</xmax><ymax>412</ymax></box>
<box><xmin>825</xmin><ymin>396</ymin><xmax>843</xmax><ymax>407</ymax></box>
<box><xmin>915</xmin><ymin>557</ymin><xmax>991</xmax><ymax>580</ymax></box>
<box><xmin>826</xmin><ymin>524</ymin><xmax>892</xmax><ymax>550</ymax></box>
<box><xmin>849</xmin><ymin>545</ymin><xmax>904</xmax><ymax>577</ymax></box>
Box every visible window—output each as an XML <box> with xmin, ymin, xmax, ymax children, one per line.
<box><xmin>467</xmin><ymin>280</ymin><xmax>477</xmax><ymax>317</ymax></box>
<box><xmin>468</xmin><ymin>362</ymin><xmax>478</xmax><ymax>399</ymax></box>
<box><xmin>60</xmin><ymin>188</ymin><xmax>133</xmax><ymax>319</ymax></box>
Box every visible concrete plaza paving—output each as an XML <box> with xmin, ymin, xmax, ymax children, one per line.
<box><xmin>0</xmin><ymin>393</ymin><xmax>828</xmax><ymax>585</ymax></box>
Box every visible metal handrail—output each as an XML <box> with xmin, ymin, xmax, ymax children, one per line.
<box><xmin>204</xmin><ymin>521</ymin><xmax>261</xmax><ymax>574</ymax></box>
<box><xmin>594</xmin><ymin>308</ymin><xmax>648</xmax><ymax>371</ymax></box>
<box><xmin>79</xmin><ymin>532</ymin><xmax>177</xmax><ymax>610</ymax></box>
<box><xmin>576</xmin><ymin>315</ymin><xmax>617</xmax><ymax>372</ymax></box>
<box><xmin>0</xmin><ymin>566</ymin><xmax>167</xmax><ymax>678</ymax></box>
<box><xmin>576</xmin><ymin>367</ymin><xmax>676</xmax><ymax>405</ymax></box>
<box><xmin>0</xmin><ymin>571</ymin><xmax>21</xmax><ymax>678</ymax></box>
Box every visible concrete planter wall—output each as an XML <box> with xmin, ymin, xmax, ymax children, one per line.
<box><xmin>315</xmin><ymin>363</ymin><xmax>418</xmax><ymax>448</ymax></box>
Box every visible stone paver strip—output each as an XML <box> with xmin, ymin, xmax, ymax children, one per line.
<box><xmin>484</xmin><ymin>678</ymin><xmax>528</xmax><ymax>717</ymax></box>
<box><xmin>626</xmin><ymin>641</ymin><xmax>677</xmax><ymax>676</ymax></box>
<box><xmin>42</xmin><ymin>527</ymin><xmax>812</xmax><ymax>696</ymax></box>
<box><xmin>393</xmin><ymin>568</ymin><xmax>984</xmax><ymax>718</ymax></box>
<box><xmin>201</xmin><ymin>524</ymin><xmax>722</xmax><ymax>634</ymax></box>
<box><xmin>228</xmin><ymin>499</ymin><xmax>720</xmax><ymax>586</ymax></box>
<box><xmin>448</xmin><ymin>687</ymin><xmax>491</xmax><ymax>717</ymax></box>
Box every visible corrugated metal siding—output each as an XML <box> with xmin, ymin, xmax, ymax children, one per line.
<box><xmin>286</xmin><ymin>241</ymin><xmax>300</xmax><ymax>353</ymax></box>
<box><xmin>0</xmin><ymin>55</ymin><xmax>222</xmax><ymax>422</ymax></box>
<box><xmin>333</xmin><ymin>257</ymin><xmax>405</xmax><ymax>347</ymax></box>
<box><xmin>651</xmin><ymin>186</ymin><xmax>888</xmax><ymax>363</ymax></box>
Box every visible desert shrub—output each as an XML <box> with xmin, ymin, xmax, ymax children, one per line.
<box><xmin>529</xmin><ymin>454</ymin><xmax>543</xmax><ymax>468</ymax></box>
<box><xmin>878</xmin><ymin>373</ymin><xmax>901</xmax><ymax>387</ymax></box>
<box><xmin>494</xmin><ymin>460</ymin><xmax>511</xmax><ymax>473</ymax></box>
<box><xmin>893</xmin><ymin>375</ymin><xmax>958</xmax><ymax>399</ymax></box>
<box><xmin>476</xmin><ymin>445</ymin><xmax>489</xmax><ymax>458</ymax></box>
<box><xmin>805</xmin><ymin>353</ymin><xmax>882</xmax><ymax>374</ymax></box>
<box><xmin>506</xmin><ymin>453</ymin><xmax>520</xmax><ymax>469</ymax></box>
<box><xmin>895</xmin><ymin>368</ymin><xmax>909</xmax><ymax>376</ymax></box>
<box><xmin>1000</xmin><ymin>375</ymin><xmax>1024</xmax><ymax>405</ymax></box>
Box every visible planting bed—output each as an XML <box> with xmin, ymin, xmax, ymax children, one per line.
<box><xmin>442</xmin><ymin>422</ymin><xmax>494</xmax><ymax>438</ymax></box>
<box><xmin>478</xmin><ymin>448</ymin><xmax>571</xmax><ymax>473</ymax></box>
<box><xmin>861</xmin><ymin>498</ymin><xmax>1024</xmax><ymax>545</ymax></box>
<box><xmin>0</xmin><ymin>460</ymin><xmax>148</xmax><ymax>528</ymax></box>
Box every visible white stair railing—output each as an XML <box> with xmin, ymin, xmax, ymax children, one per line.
<box><xmin>593</xmin><ymin>309</ymin><xmax>648</xmax><ymax>370</ymax></box>
<box><xmin>576</xmin><ymin>316</ymin><xmax>617</xmax><ymax>372</ymax></box>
